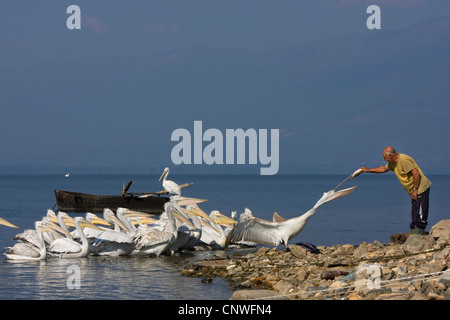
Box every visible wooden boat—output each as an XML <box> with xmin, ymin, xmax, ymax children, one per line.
<box><xmin>54</xmin><ymin>181</ymin><xmax>193</xmax><ymax>214</ymax></box>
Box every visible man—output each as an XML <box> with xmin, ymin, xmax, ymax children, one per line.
<box><xmin>360</xmin><ymin>146</ymin><xmax>431</xmax><ymax>235</ymax></box>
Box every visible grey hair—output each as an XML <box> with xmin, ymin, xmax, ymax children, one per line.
<box><xmin>383</xmin><ymin>146</ymin><xmax>397</xmax><ymax>155</ymax></box>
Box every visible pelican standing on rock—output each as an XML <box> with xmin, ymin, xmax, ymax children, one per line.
<box><xmin>229</xmin><ymin>186</ymin><xmax>357</xmax><ymax>249</ymax></box>
<box><xmin>159</xmin><ymin>167</ymin><xmax>181</xmax><ymax>197</ymax></box>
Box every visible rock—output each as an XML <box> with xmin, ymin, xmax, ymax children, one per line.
<box><xmin>353</xmin><ymin>242</ymin><xmax>369</xmax><ymax>259</ymax></box>
<box><xmin>181</xmin><ymin>220</ymin><xmax>450</xmax><ymax>301</ymax></box>
<box><xmin>403</xmin><ymin>234</ymin><xmax>436</xmax><ymax>254</ymax></box>
<box><xmin>320</xmin><ymin>270</ymin><xmax>348</xmax><ymax>280</ymax></box>
<box><xmin>418</xmin><ymin>259</ymin><xmax>446</xmax><ymax>274</ymax></box>
<box><xmin>255</xmin><ymin>247</ymin><xmax>270</xmax><ymax>256</ymax></box>
<box><xmin>347</xmin><ymin>292</ymin><xmax>362</xmax><ymax>300</ymax></box>
<box><xmin>338</xmin><ymin>244</ymin><xmax>354</xmax><ymax>255</ymax></box>
<box><xmin>273</xmin><ymin>280</ymin><xmax>295</xmax><ymax>294</ymax></box>
<box><xmin>195</xmin><ymin>259</ymin><xmax>233</xmax><ymax>268</ymax></box>
<box><xmin>295</xmin><ymin>268</ymin><xmax>309</xmax><ymax>282</ymax></box>
<box><xmin>390</xmin><ymin>233</ymin><xmax>409</xmax><ymax>244</ymax></box>
<box><xmin>436</xmin><ymin>234</ymin><xmax>450</xmax><ymax>246</ymax></box>
<box><xmin>288</xmin><ymin>244</ymin><xmax>308</xmax><ymax>259</ymax></box>
<box><xmin>410</xmin><ymin>292</ymin><xmax>428</xmax><ymax>300</ymax></box>
<box><xmin>264</xmin><ymin>274</ymin><xmax>279</xmax><ymax>287</ymax></box>
<box><xmin>439</xmin><ymin>273</ymin><xmax>450</xmax><ymax>289</ymax></box>
<box><xmin>375</xmin><ymin>292</ymin><xmax>409</xmax><ymax>300</ymax></box>
<box><xmin>330</xmin><ymin>280</ymin><xmax>347</xmax><ymax>289</ymax></box>
<box><xmin>427</xmin><ymin>292</ymin><xmax>444</xmax><ymax>300</ymax></box>
<box><xmin>230</xmin><ymin>289</ymin><xmax>285</xmax><ymax>300</ymax></box>
<box><xmin>429</xmin><ymin>220</ymin><xmax>450</xmax><ymax>240</ymax></box>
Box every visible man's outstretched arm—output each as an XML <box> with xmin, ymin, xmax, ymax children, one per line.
<box><xmin>360</xmin><ymin>166</ymin><xmax>389</xmax><ymax>174</ymax></box>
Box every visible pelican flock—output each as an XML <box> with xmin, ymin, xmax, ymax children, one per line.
<box><xmin>3</xmin><ymin>167</ymin><xmax>357</xmax><ymax>261</ymax></box>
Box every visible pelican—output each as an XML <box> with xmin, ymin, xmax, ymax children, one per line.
<box><xmin>56</xmin><ymin>211</ymin><xmax>75</xmax><ymax>238</ymax></box>
<box><xmin>159</xmin><ymin>167</ymin><xmax>181</xmax><ymax>196</ymax></box>
<box><xmin>48</xmin><ymin>217</ymin><xmax>102</xmax><ymax>258</ymax></box>
<box><xmin>229</xmin><ymin>186</ymin><xmax>357</xmax><ymax>249</ymax></box>
<box><xmin>13</xmin><ymin>217</ymin><xmax>70</xmax><ymax>248</ymax></box>
<box><xmin>5</xmin><ymin>221</ymin><xmax>52</xmax><ymax>260</ymax></box>
<box><xmin>0</xmin><ymin>217</ymin><xmax>19</xmax><ymax>228</ymax></box>
<box><xmin>176</xmin><ymin>204</ymin><xmax>213</xmax><ymax>250</ymax></box>
<box><xmin>199</xmin><ymin>210</ymin><xmax>238</xmax><ymax>250</ymax></box>
<box><xmin>132</xmin><ymin>201</ymin><xmax>183</xmax><ymax>256</ymax></box>
<box><xmin>91</xmin><ymin>208</ymin><xmax>142</xmax><ymax>256</ymax></box>
<box><xmin>167</xmin><ymin>205</ymin><xmax>200</xmax><ymax>254</ymax></box>
<box><xmin>81</xmin><ymin>212</ymin><xmax>112</xmax><ymax>239</ymax></box>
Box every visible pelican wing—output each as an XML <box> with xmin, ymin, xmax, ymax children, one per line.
<box><xmin>230</xmin><ymin>218</ymin><xmax>284</xmax><ymax>247</ymax></box>
<box><xmin>6</xmin><ymin>243</ymin><xmax>40</xmax><ymax>258</ymax></box>
<box><xmin>49</xmin><ymin>238</ymin><xmax>81</xmax><ymax>254</ymax></box>
<box><xmin>133</xmin><ymin>227</ymin><xmax>174</xmax><ymax>249</ymax></box>
<box><xmin>13</xmin><ymin>230</ymin><xmax>41</xmax><ymax>247</ymax></box>
<box><xmin>95</xmin><ymin>230</ymin><xmax>133</xmax><ymax>243</ymax></box>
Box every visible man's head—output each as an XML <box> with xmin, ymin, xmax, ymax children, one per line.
<box><xmin>382</xmin><ymin>146</ymin><xmax>397</xmax><ymax>163</ymax></box>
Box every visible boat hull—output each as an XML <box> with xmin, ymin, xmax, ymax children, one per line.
<box><xmin>54</xmin><ymin>189</ymin><xmax>169</xmax><ymax>214</ymax></box>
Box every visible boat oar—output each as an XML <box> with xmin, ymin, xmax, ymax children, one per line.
<box><xmin>122</xmin><ymin>180</ymin><xmax>133</xmax><ymax>195</ymax></box>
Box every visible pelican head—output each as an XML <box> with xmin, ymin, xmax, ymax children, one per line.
<box><xmin>159</xmin><ymin>167</ymin><xmax>170</xmax><ymax>181</ymax></box>
<box><xmin>66</xmin><ymin>216</ymin><xmax>104</xmax><ymax>231</ymax></box>
<box><xmin>313</xmin><ymin>186</ymin><xmax>357</xmax><ymax>209</ymax></box>
<box><xmin>47</xmin><ymin>209</ymin><xmax>58</xmax><ymax>223</ymax></box>
<box><xmin>85</xmin><ymin>212</ymin><xmax>111</xmax><ymax>226</ymax></box>
<box><xmin>183</xmin><ymin>204</ymin><xmax>215</xmax><ymax>224</ymax></box>
<box><xmin>103</xmin><ymin>208</ymin><xmax>129</xmax><ymax>231</ymax></box>
<box><xmin>210</xmin><ymin>210</ymin><xmax>238</xmax><ymax>226</ymax></box>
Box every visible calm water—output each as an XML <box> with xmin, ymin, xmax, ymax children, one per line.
<box><xmin>0</xmin><ymin>173</ymin><xmax>449</xmax><ymax>299</ymax></box>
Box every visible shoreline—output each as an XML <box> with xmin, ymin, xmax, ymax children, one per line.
<box><xmin>181</xmin><ymin>220</ymin><xmax>450</xmax><ymax>300</ymax></box>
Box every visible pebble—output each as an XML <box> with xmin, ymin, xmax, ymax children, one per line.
<box><xmin>180</xmin><ymin>219</ymin><xmax>450</xmax><ymax>300</ymax></box>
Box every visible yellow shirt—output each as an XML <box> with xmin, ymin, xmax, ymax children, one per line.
<box><xmin>385</xmin><ymin>153</ymin><xmax>431</xmax><ymax>195</ymax></box>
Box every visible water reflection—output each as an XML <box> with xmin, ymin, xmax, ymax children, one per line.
<box><xmin>0</xmin><ymin>251</ymin><xmax>237</xmax><ymax>300</ymax></box>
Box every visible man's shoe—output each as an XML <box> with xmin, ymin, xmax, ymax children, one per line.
<box><xmin>410</xmin><ymin>227</ymin><xmax>425</xmax><ymax>235</ymax></box>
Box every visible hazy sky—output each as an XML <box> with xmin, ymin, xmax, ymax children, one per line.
<box><xmin>1</xmin><ymin>1</ymin><xmax>450</xmax><ymax>174</ymax></box>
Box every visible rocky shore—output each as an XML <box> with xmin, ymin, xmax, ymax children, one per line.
<box><xmin>181</xmin><ymin>220</ymin><xmax>450</xmax><ymax>300</ymax></box>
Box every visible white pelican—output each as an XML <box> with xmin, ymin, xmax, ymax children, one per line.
<box><xmin>0</xmin><ymin>217</ymin><xmax>19</xmax><ymax>229</ymax></box>
<box><xmin>175</xmin><ymin>204</ymin><xmax>214</xmax><ymax>250</ymax></box>
<box><xmin>13</xmin><ymin>217</ymin><xmax>70</xmax><ymax>248</ymax></box>
<box><xmin>132</xmin><ymin>201</ymin><xmax>183</xmax><ymax>256</ymax></box>
<box><xmin>166</xmin><ymin>205</ymin><xmax>200</xmax><ymax>254</ymax></box>
<box><xmin>159</xmin><ymin>167</ymin><xmax>181</xmax><ymax>196</ymax></box>
<box><xmin>91</xmin><ymin>208</ymin><xmax>141</xmax><ymax>256</ymax></box>
<box><xmin>56</xmin><ymin>211</ymin><xmax>75</xmax><ymax>238</ymax></box>
<box><xmin>80</xmin><ymin>212</ymin><xmax>112</xmax><ymax>239</ymax></box>
<box><xmin>5</xmin><ymin>221</ymin><xmax>52</xmax><ymax>260</ymax></box>
<box><xmin>48</xmin><ymin>217</ymin><xmax>102</xmax><ymax>258</ymax></box>
<box><xmin>229</xmin><ymin>186</ymin><xmax>357</xmax><ymax>249</ymax></box>
<box><xmin>199</xmin><ymin>210</ymin><xmax>238</xmax><ymax>250</ymax></box>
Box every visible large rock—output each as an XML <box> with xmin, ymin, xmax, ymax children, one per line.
<box><xmin>430</xmin><ymin>220</ymin><xmax>450</xmax><ymax>240</ymax></box>
<box><xmin>403</xmin><ymin>234</ymin><xmax>436</xmax><ymax>254</ymax></box>
<box><xmin>288</xmin><ymin>244</ymin><xmax>308</xmax><ymax>259</ymax></box>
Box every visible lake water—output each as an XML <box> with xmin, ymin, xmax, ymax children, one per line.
<box><xmin>0</xmin><ymin>173</ymin><xmax>449</xmax><ymax>299</ymax></box>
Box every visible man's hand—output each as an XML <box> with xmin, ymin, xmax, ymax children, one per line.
<box><xmin>411</xmin><ymin>189</ymin><xmax>418</xmax><ymax>201</ymax></box>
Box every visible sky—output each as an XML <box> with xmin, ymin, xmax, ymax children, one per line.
<box><xmin>1</xmin><ymin>1</ymin><xmax>450</xmax><ymax>174</ymax></box>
